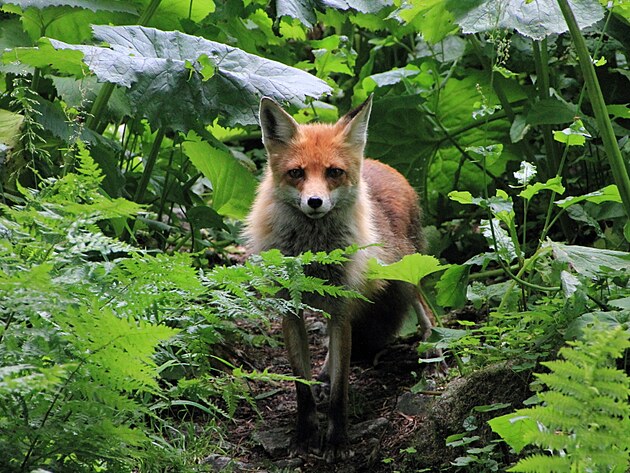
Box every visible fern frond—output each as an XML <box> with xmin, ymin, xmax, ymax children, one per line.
<box><xmin>508</xmin><ymin>454</ymin><xmax>572</xmax><ymax>472</ymax></box>
<box><xmin>496</xmin><ymin>325</ymin><xmax>630</xmax><ymax>472</ymax></box>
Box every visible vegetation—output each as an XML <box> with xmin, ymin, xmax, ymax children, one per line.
<box><xmin>0</xmin><ymin>0</ymin><xmax>629</xmax><ymax>471</ymax></box>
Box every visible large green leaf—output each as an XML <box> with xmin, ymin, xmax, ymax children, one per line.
<box><xmin>0</xmin><ymin>0</ymin><xmax>136</xmax><ymax>12</ymax></box>
<box><xmin>48</xmin><ymin>25</ymin><xmax>331</xmax><ymax>130</ymax></box>
<box><xmin>182</xmin><ymin>132</ymin><xmax>257</xmax><ymax>220</ymax></box>
<box><xmin>366</xmin><ymin>253</ymin><xmax>448</xmax><ymax>285</ymax></box>
<box><xmin>435</xmin><ymin>264</ymin><xmax>469</xmax><ymax>308</ymax></box>
<box><xmin>555</xmin><ymin>184</ymin><xmax>622</xmax><ymax>209</ymax></box>
<box><xmin>366</xmin><ymin>72</ymin><xmax>522</xmax><ymax>214</ymax></box>
<box><xmin>392</xmin><ymin>0</ymin><xmax>458</xmax><ymax>44</ymax></box>
<box><xmin>549</xmin><ymin>241</ymin><xmax>630</xmax><ymax>280</ymax></box>
<box><xmin>276</xmin><ymin>0</ymin><xmax>392</xmax><ymax>26</ymax></box>
<box><xmin>449</xmin><ymin>0</ymin><xmax>604</xmax><ymax>40</ymax></box>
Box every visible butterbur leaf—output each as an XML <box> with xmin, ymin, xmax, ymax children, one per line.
<box><xmin>366</xmin><ymin>253</ymin><xmax>447</xmax><ymax>285</ymax></box>
<box><xmin>526</xmin><ymin>98</ymin><xmax>576</xmax><ymax>126</ymax></box>
<box><xmin>450</xmin><ymin>0</ymin><xmax>604</xmax><ymax>40</ymax></box>
<box><xmin>0</xmin><ymin>0</ymin><xmax>137</xmax><ymax>13</ymax></box>
<box><xmin>560</xmin><ymin>270</ymin><xmax>580</xmax><ymax>298</ymax></box>
<box><xmin>276</xmin><ymin>0</ymin><xmax>392</xmax><ymax>26</ymax></box>
<box><xmin>49</xmin><ymin>25</ymin><xmax>331</xmax><ymax>130</ymax></box>
<box><xmin>549</xmin><ymin>241</ymin><xmax>630</xmax><ymax>279</ymax></box>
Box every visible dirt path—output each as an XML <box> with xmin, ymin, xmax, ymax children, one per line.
<box><xmin>212</xmin><ymin>315</ymin><xmax>446</xmax><ymax>472</ymax></box>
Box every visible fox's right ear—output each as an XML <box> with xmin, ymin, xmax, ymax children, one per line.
<box><xmin>259</xmin><ymin>97</ymin><xmax>299</xmax><ymax>148</ymax></box>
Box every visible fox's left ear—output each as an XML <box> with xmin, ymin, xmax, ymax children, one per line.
<box><xmin>339</xmin><ymin>94</ymin><xmax>373</xmax><ymax>150</ymax></box>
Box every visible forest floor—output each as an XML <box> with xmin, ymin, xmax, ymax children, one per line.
<box><xmin>208</xmin><ymin>313</ymin><xmax>454</xmax><ymax>473</ymax></box>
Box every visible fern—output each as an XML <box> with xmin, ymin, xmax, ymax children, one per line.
<box><xmin>492</xmin><ymin>325</ymin><xmax>630</xmax><ymax>473</ymax></box>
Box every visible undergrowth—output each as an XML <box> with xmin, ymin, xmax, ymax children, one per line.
<box><xmin>0</xmin><ymin>146</ymin><xmax>356</xmax><ymax>472</ymax></box>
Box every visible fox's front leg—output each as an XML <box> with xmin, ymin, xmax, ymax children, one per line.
<box><xmin>282</xmin><ymin>311</ymin><xmax>320</xmax><ymax>453</ymax></box>
<box><xmin>324</xmin><ymin>314</ymin><xmax>352</xmax><ymax>462</ymax></box>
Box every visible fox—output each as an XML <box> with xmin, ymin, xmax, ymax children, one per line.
<box><xmin>242</xmin><ymin>95</ymin><xmax>437</xmax><ymax>460</ymax></box>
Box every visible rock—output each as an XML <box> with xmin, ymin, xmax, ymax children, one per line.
<box><xmin>407</xmin><ymin>363</ymin><xmax>532</xmax><ymax>469</ymax></box>
<box><xmin>396</xmin><ymin>391</ymin><xmax>432</xmax><ymax>416</ymax></box>
<box><xmin>203</xmin><ymin>454</ymin><xmax>261</xmax><ymax>472</ymax></box>
<box><xmin>349</xmin><ymin>417</ymin><xmax>390</xmax><ymax>441</ymax></box>
<box><xmin>251</xmin><ymin>426</ymin><xmax>292</xmax><ymax>457</ymax></box>
<box><xmin>272</xmin><ymin>457</ymin><xmax>304</xmax><ymax>469</ymax></box>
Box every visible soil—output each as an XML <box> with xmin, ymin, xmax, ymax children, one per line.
<box><xmin>208</xmin><ymin>313</ymin><xmax>532</xmax><ymax>473</ymax></box>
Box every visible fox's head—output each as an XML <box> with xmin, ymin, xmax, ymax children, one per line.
<box><xmin>259</xmin><ymin>96</ymin><xmax>372</xmax><ymax>219</ymax></box>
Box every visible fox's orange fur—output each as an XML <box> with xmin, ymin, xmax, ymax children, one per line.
<box><xmin>243</xmin><ymin>96</ymin><xmax>434</xmax><ymax>460</ymax></box>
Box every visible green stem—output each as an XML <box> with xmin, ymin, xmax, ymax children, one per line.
<box><xmin>497</xmin><ymin>245</ymin><xmax>558</xmax><ymax>312</ymax></box>
<box><xmin>133</xmin><ymin>128</ymin><xmax>165</xmax><ymax>203</ymax></box>
<box><xmin>85</xmin><ymin>0</ymin><xmax>163</xmax><ymax>131</ymax></box>
<box><xmin>138</xmin><ymin>0</ymin><xmax>163</xmax><ymax>25</ymax></box>
<box><xmin>557</xmin><ymin>0</ymin><xmax>630</xmax><ymax>218</ymax></box>
<box><xmin>468</xmin><ymin>265</ymin><xmax>520</xmax><ymax>281</ymax></box>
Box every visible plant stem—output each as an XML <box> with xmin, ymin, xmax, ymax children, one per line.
<box><xmin>133</xmin><ymin>128</ymin><xmax>165</xmax><ymax>203</ymax></box>
<box><xmin>557</xmin><ymin>0</ymin><xmax>630</xmax><ymax>218</ymax></box>
<box><xmin>85</xmin><ymin>0</ymin><xmax>163</xmax><ymax>131</ymax></box>
<box><xmin>497</xmin><ymin>245</ymin><xmax>558</xmax><ymax>312</ymax></box>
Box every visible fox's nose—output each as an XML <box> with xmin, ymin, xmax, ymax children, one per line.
<box><xmin>307</xmin><ymin>197</ymin><xmax>323</xmax><ymax>209</ymax></box>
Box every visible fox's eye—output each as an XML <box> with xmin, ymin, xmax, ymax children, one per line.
<box><xmin>326</xmin><ymin>168</ymin><xmax>345</xmax><ymax>179</ymax></box>
<box><xmin>287</xmin><ymin>168</ymin><xmax>304</xmax><ymax>179</ymax></box>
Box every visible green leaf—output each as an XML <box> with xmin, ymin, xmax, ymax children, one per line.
<box><xmin>183</xmin><ymin>132</ymin><xmax>257</xmax><ymax>219</ymax></box>
<box><xmin>0</xmin><ymin>0</ymin><xmax>137</xmax><ymax>12</ymax></box>
<box><xmin>513</xmin><ymin>161</ymin><xmax>537</xmax><ymax>185</ymax></box>
<box><xmin>366</xmin><ymin>253</ymin><xmax>447</xmax><ymax>285</ymax></box>
<box><xmin>276</xmin><ymin>0</ymin><xmax>392</xmax><ymax>26</ymax></box>
<box><xmin>392</xmin><ymin>0</ymin><xmax>458</xmax><ymax>44</ymax></box>
<box><xmin>555</xmin><ymin>184</ymin><xmax>622</xmax><ymax>208</ymax></box>
<box><xmin>519</xmin><ymin>176</ymin><xmax>565</xmax><ymax>201</ymax></box>
<box><xmin>549</xmin><ymin>241</ymin><xmax>630</xmax><ymax>279</ymax></box>
<box><xmin>426</xmin><ymin>326</ymin><xmax>468</xmax><ymax>348</ymax></box>
<box><xmin>450</xmin><ymin>0</ymin><xmax>604</xmax><ymax>40</ymax></box>
<box><xmin>4</xmin><ymin>38</ymin><xmax>87</xmax><ymax>76</ymax></box>
<box><xmin>526</xmin><ymin>98</ymin><xmax>577</xmax><ymax>125</ymax></box>
<box><xmin>481</xmin><ymin>218</ymin><xmax>519</xmax><ymax>263</ymax></box>
<box><xmin>310</xmin><ymin>34</ymin><xmax>356</xmax><ymax>77</ymax></box>
<box><xmin>552</xmin><ymin>119</ymin><xmax>591</xmax><ymax>146</ymax></box>
<box><xmin>0</xmin><ymin>108</ymin><xmax>24</xmax><ymax>149</ymax></box>
<box><xmin>510</xmin><ymin>114</ymin><xmax>530</xmax><ymax>143</ymax></box>
<box><xmin>435</xmin><ymin>264</ymin><xmax>469</xmax><ymax>308</ymax></box>
<box><xmin>488</xmin><ymin>412</ymin><xmax>538</xmax><ymax>453</ymax></box>
<box><xmin>187</xmin><ymin>205</ymin><xmax>227</xmax><ymax>231</ymax></box>
<box><xmin>607</xmin><ymin>104</ymin><xmax>630</xmax><ymax>119</ymax></box>
<box><xmin>566</xmin><ymin>311</ymin><xmax>630</xmax><ymax>339</ymax></box>
<box><xmin>366</xmin><ymin>73</ymin><xmax>519</xmax><ymax>213</ymax></box>
<box><xmin>49</xmin><ymin>25</ymin><xmax>331</xmax><ymax>130</ymax></box>
<box><xmin>448</xmin><ymin>190</ymin><xmax>478</xmax><ymax>205</ymax></box>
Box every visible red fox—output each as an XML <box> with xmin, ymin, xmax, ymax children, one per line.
<box><xmin>243</xmin><ymin>95</ymin><xmax>436</xmax><ymax>460</ymax></box>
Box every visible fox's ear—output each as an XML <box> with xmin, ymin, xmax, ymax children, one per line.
<box><xmin>339</xmin><ymin>94</ymin><xmax>373</xmax><ymax>150</ymax></box>
<box><xmin>259</xmin><ymin>97</ymin><xmax>299</xmax><ymax>148</ymax></box>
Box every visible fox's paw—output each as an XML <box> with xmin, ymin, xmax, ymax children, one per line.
<box><xmin>290</xmin><ymin>421</ymin><xmax>321</xmax><ymax>457</ymax></box>
<box><xmin>323</xmin><ymin>427</ymin><xmax>352</xmax><ymax>463</ymax></box>
<box><xmin>323</xmin><ymin>441</ymin><xmax>353</xmax><ymax>463</ymax></box>
<box><xmin>289</xmin><ymin>434</ymin><xmax>321</xmax><ymax>457</ymax></box>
